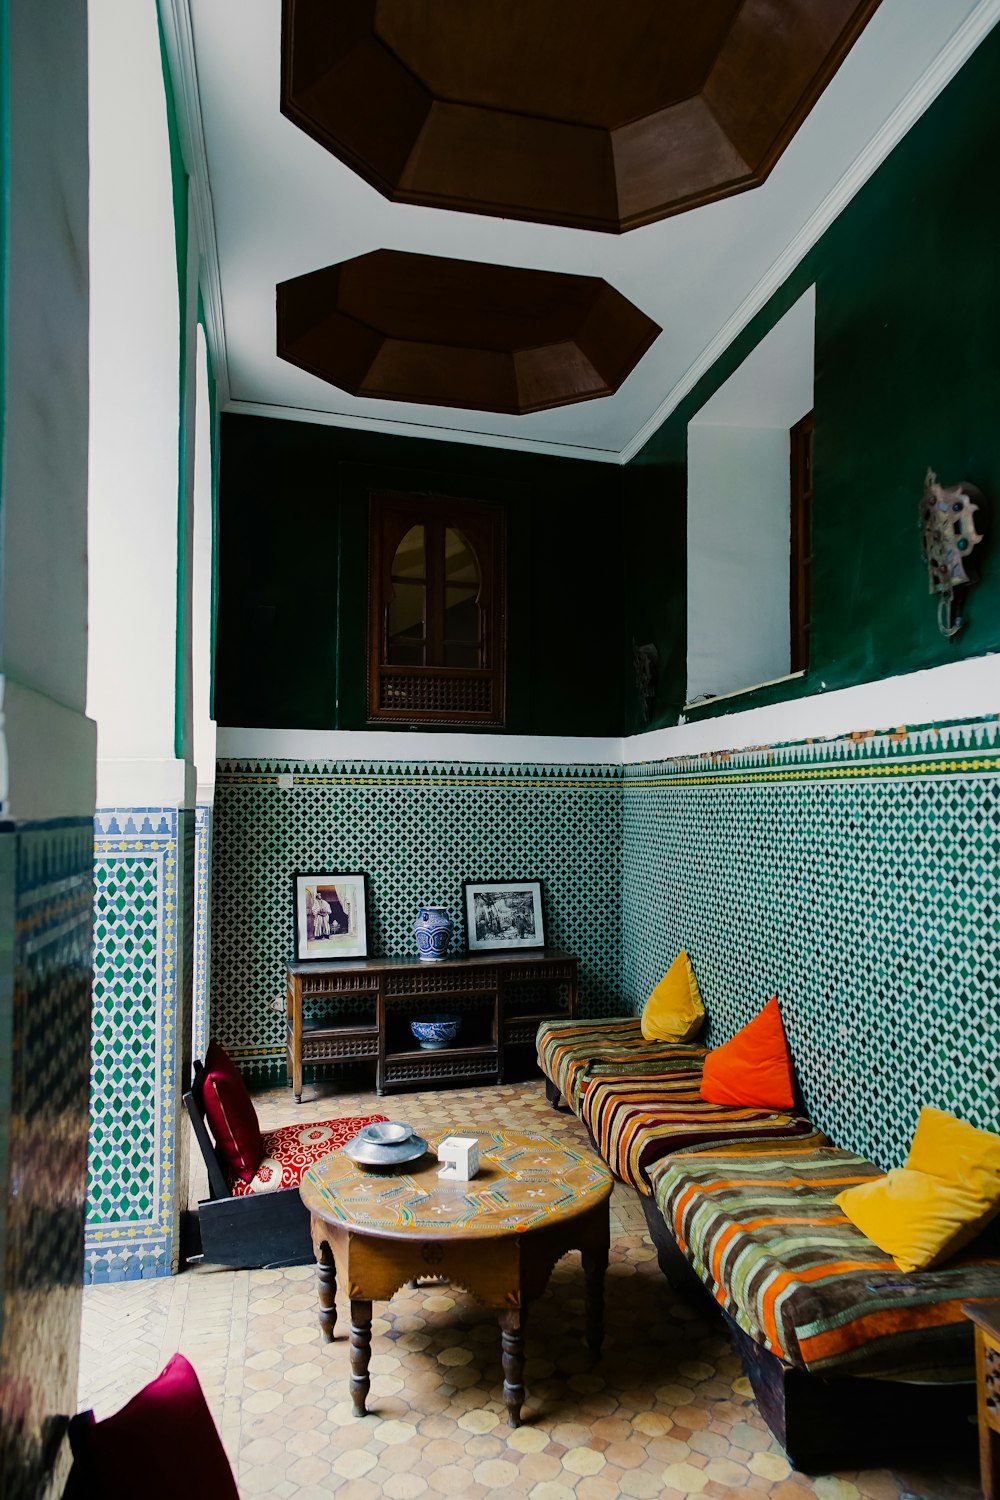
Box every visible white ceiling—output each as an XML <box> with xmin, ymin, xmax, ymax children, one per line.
<box><xmin>177</xmin><ymin>0</ymin><xmax>998</xmax><ymax>463</ymax></box>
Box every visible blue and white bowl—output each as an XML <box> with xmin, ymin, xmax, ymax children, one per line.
<box><xmin>410</xmin><ymin>1013</ymin><xmax>461</xmax><ymax>1050</ymax></box>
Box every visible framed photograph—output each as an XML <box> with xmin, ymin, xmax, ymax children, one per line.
<box><xmin>463</xmin><ymin>879</ymin><xmax>545</xmax><ymax>953</ymax></box>
<box><xmin>292</xmin><ymin>872</ymin><xmax>369</xmax><ymax>962</ymax></box>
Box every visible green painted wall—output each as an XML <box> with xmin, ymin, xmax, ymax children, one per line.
<box><xmin>625</xmin><ymin>25</ymin><xmax>1000</xmax><ymax>733</ymax></box>
<box><xmin>215</xmin><ymin>30</ymin><xmax>1000</xmax><ymax>740</ymax></box>
<box><xmin>215</xmin><ymin>415</ymin><xmax>625</xmax><ymax>735</ymax></box>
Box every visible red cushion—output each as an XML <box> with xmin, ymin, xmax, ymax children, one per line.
<box><xmin>230</xmin><ymin>1113</ymin><xmax>388</xmax><ymax>1196</ymax></box>
<box><xmin>203</xmin><ymin>1039</ymin><xmax>262</xmax><ymax>1183</ymax></box>
<box><xmin>69</xmin><ymin>1354</ymin><xmax>238</xmax><ymax>1500</ymax></box>
<box><xmin>699</xmin><ymin>996</ymin><xmax>796</xmax><ymax>1111</ymax></box>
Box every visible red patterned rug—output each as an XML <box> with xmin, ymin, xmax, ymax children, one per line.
<box><xmin>229</xmin><ymin>1114</ymin><xmax>388</xmax><ymax>1196</ymax></box>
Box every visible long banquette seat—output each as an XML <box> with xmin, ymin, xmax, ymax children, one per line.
<box><xmin>536</xmin><ymin>1005</ymin><xmax>1000</xmax><ymax>1469</ymax></box>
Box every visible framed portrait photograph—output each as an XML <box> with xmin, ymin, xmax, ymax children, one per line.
<box><xmin>292</xmin><ymin>872</ymin><xmax>369</xmax><ymax>962</ymax></box>
<box><xmin>463</xmin><ymin>879</ymin><xmax>545</xmax><ymax>953</ymax></box>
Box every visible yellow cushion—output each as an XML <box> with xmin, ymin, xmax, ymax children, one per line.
<box><xmin>640</xmin><ymin>950</ymin><xmax>705</xmax><ymax>1043</ymax></box>
<box><xmin>835</xmin><ymin>1109</ymin><xmax>1000</xmax><ymax>1273</ymax></box>
<box><xmin>835</xmin><ymin>1168</ymin><xmax>996</xmax><ymax>1273</ymax></box>
<box><xmin>906</xmin><ymin>1105</ymin><xmax>1000</xmax><ymax>1198</ymax></box>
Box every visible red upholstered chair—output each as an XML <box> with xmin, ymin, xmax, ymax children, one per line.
<box><xmin>65</xmin><ymin>1354</ymin><xmax>239</xmax><ymax>1499</ymax></box>
<box><xmin>183</xmin><ymin>1041</ymin><xmax>386</xmax><ymax>1269</ymax></box>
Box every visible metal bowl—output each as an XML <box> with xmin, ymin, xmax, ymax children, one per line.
<box><xmin>356</xmin><ymin>1120</ymin><xmax>413</xmax><ymax>1146</ymax></box>
<box><xmin>342</xmin><ymin>1131</ymin><xmax>428</xmax><ymax>1168</ymax></box>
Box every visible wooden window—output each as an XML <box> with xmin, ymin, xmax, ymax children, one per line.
<box><xmin>368</xmin><ymin>493</ymin><xmax>505</xmax><ymax>725</ymax></box>
<box><xmin>790</xmin><ymin>410</ymin><xmax>813</xmax><ymax>675</ymax></box>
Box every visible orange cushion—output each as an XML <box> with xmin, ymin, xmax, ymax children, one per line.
<box><xmin>699</xmin><ymin>996</ymin><xmax>796</xmax><ymax>1110</ymax></box>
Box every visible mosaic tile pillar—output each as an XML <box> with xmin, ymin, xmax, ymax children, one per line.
<box><xmin>0</xmin><ymin>820</ymin><xmax>94</xmax><ymax>1499</ymax></box>
<box><xmin>85</xmin><ymin>808</ymin><xmax>195</xmax><ymax>1282</ymax></box>
<box><xmin>192</xmin><ymin>803</ymin><xmax>213</xmax><ymax>1065</ymax></box>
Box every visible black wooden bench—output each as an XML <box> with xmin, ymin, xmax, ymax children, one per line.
<box><xmin>182</xmin><ymin>1060</ymin><xmax>313</xmax><ymax>1270</ymax></box>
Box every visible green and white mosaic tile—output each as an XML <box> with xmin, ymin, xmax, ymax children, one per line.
<box><xmin>211</xmin><ymin>720</ymin><xmax>998</xmax><ymax>1168</ymax></box>
<box><xmin>211</xmin><ymin>760</ymin><xmax>625</xmax><ymax>1073</ymax></box>
<box><xmin>622</xmin><ymin>717</ymin><xmax>1000</xmax><ymax>1169</ymax></box>
<box><xmin>86</xmin><ymin>810</ymin><xmax>185</xmax><ymax>1283</ymax></box>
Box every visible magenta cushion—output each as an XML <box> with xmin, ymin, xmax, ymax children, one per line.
<box><xmin>70</xmin><ymin>1354</ymin><xmax>239</xmax><ymax>1500</ymax></box>
<box><xmin>203</xmin><ymin>1038</ymin><xmax>262</xmax><ymax>1183</ymax></box>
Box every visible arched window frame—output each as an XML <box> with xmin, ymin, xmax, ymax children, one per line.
<box><xmin>368</xmin><ymin>492</ymin><xmax>506</xmax><ymax>726</ymax></box>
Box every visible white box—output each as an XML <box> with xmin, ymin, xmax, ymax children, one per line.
<box><xmin>437</xmin><ymin>1136</ymin><xmax>480</xmax><ymax>1181</ymax></box>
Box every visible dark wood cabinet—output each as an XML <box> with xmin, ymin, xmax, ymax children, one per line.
<box><xmin>285</xmin><ymin>949</ymin><xmax>577</xmax><ymax>1100</ymax></box>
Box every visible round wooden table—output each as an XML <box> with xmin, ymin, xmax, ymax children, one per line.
<box><xmin>299</xmin><ymin>1128</ymin><xmax>613</xmax><ymax>1426</ymax></box>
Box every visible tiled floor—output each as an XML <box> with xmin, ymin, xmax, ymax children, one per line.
<box><xmin>79</xmin><ymin>1077</ymin><xmax>980</xmax><ymax>1500</ymax></box>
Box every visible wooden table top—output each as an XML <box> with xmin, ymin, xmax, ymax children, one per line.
<box><xmin>300</xmin><ymin>1128</ymin><xmax>612</xmax><ymax>1241</ymax></box>
<box><xmin>963</xmin><ymin>1300</ymin><xmax>1000</xmax><ymax>1340</ymax></box>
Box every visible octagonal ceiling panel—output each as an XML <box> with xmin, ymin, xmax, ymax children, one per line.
<box><xmin>276</xmin><ymin>250</ymin><xmax>661</xmax><ymax>415</ymax></box>
<box><xmin>281</xmin><ymin>0</ymin><xmax>883</xmax><ymax>233</ymax></box>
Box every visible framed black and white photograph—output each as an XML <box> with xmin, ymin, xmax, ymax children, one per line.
<box><xmin>463</xmin><ymin>879</ymin><xmax>545</xmax><ymax>953</ymax></box>
<box><xmin>292</xmin><ymin>872</ymin><xmax>369</xmax><ymax>962</ymax></box>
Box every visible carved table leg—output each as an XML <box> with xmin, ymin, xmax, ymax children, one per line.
<box><xmin>316</xmin><ymin>1244</ymin><xmax>337</xmax><ymax>1343</ymax></box>
<box><xmin>499</xmin><ymin>1308</ymin><xmax>525</xmax><ymax>1427</ymax></box>
<box><xmin>582</xmin><ymin>1246</ymin><xmax>608</xmax><ymax>1358</ymax></box>
<box><xmin>350</xmin><ymin>1299</ymin><xmax>373</xmax><ymax>1417</ymax></box>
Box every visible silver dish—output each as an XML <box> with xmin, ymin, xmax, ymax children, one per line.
<box><xmin>342</xmin><ymin>1131</ymin><xmax>429</xmax><ymax>1168</ymax></box>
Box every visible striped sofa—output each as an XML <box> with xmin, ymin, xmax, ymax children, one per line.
<box><xmin>536</xmin><ymin>1015</ymin><xmax>997</xmax><ymax>1467</ymax></box>
<box><xmin>537</xmin><ymin>1016</ymin><xmax>823</xmax><ymax>1192</ymax></box>
<box><xmin>537</xmin><ymin>1016</ymin><xmax>706</xmax><ymax>1114</ymax></box>
<box><xmin>652</xmin><ymin>1147</ymin><xmax>1000</xmax><ymax>1381</ymax></box>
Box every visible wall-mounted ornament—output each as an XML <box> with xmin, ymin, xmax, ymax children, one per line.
<box><xmin>632</xmin><ymin>641</ymin><xmax>659</xmax><ymax>724</ymax></box>
<box><xmin>919</xmin><ymin>469</ymin><xmax>986</xmax><ymax>638</ymax></box>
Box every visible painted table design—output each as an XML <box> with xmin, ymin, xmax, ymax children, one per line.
<box><xmin>300</xmin><ymin>1129</ymin><xmax>613</xmax><ymax>1425</ymax></box>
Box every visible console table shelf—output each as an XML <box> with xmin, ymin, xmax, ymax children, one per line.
<box><xmin>285</xmin><ymin>949</ymin><xmax>578</xmax><ymax>1099</ymax></box>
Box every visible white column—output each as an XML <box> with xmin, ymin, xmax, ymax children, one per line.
<box><xmin>87</xmin><ymin>0</ymin><xmax>192</xmax><ymax>807</ymax></box>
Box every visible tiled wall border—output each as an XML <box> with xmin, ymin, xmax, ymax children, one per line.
<box><xmin>86</xmin><ymin>810</ymin><xmax>181</xmax><ymax>1282</ymax></box>
<box><xmin>192</xmin><ymin>804</ymin><xmax>212</xmax><ymax>1065</ymax></box>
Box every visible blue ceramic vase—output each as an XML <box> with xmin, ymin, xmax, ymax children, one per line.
<box><xmin>413</xmin><ymin>905</ymin><xmax>453</xmax><ymax>962</ymax></box>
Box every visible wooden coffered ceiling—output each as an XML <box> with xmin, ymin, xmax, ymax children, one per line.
<box><xmin>281</xmin><ymin>0</ymin><xmax>883</xmax><ymax>234</ymax></box>
<box><xmin>277</xmin><ymin>251</ymin><xmax>661</xmax><ymax>415</ymax></box>
<box><xmin>175</xmin><ymin>0</ymin><xmax>994</xmax><ymax>458</ymax></box>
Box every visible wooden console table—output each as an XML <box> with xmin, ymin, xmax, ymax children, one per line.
<box><xmin>285</xmin><ymin>948</ymin><xmax>578</xmax><ymax>1100</ymax></box>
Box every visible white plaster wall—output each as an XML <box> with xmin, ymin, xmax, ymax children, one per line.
<box><xmin>627</xmin><ymin>655</ymin><xmax>1000</xmax><ymax>763</ymax></box>
<box><xmin>193</xmin><ymin>325</ymin><xmax>217</xmax><ymax>800</ymax></box>
<box><xmin>0</xmin><ymin>1</ymin><xmax>96</xmax><ymax>821</ymax></box>
<box><xmin>176</xmin><ymin>191</ymin><xmax>200</xmax><ymax>771</ymax></box>
<box><xmin>686</xmin><ymin>287</ymin><xmax>815</xmax><ymax>706</ymax></box>
<box><xmin>215</xmin><ymin>728</ymin><xmax>621</xmax><ymax>766</ymax></box>
<box><xmin>87</xmin><ymin>0</ymin><xmax>182</xmax><ymax>792</ymax></box>
<box><xmin>687</xmin><ymin>425</ymin><xmax>791</xmax><ymax>701</ymax></box>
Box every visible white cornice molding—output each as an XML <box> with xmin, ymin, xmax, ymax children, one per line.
<box><xmin>96</xmin><ymin>755</ymin><xmax>198</xmax><ymax>810</ymax></box>
<box><xmin>618</xmin><ymin>0</ymin><xmax>1000</xmax><ymax>466</ymax></box>
<box><xmin>625</xmin><ymin>656</ymin><xmax>1000</xmax><ymax>764</ymax></box>
<box><xmin>215</xmin><ymin>728</ymin><xmax>621</xmax><ymax>765</ymax></box>
<box><xmin>0</xmin><ymin>677</ymin><xmax>97</xmax><ymax>822</ymax></box>
<box><xmin>222</xmin><ymin>399</ymin><xmax>623</xmax><ymax>463</ymax></box>
<box><xmin>158</xmin><ymin>0</ymin><xmax>231</xmax><ymax>406</ymax></box>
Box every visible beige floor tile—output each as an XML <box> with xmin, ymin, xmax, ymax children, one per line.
<box><xmin>78</xmin><ymin>1078</ymin><xmax>980</xmax><ymax>1500</ymax></box>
